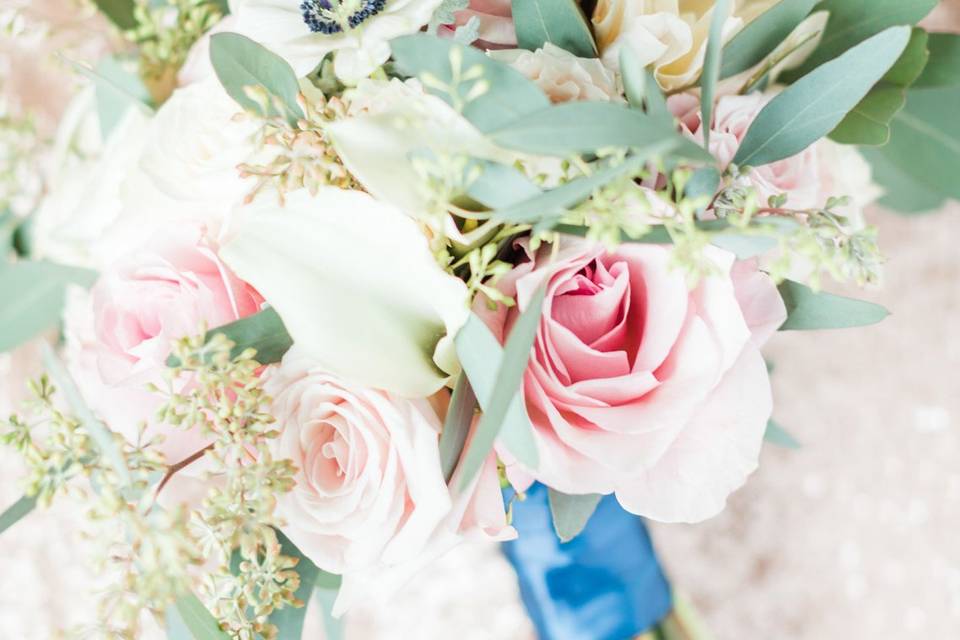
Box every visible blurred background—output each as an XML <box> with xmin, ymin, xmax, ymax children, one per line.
<box><xmin>2</xmin><ymin>1</ymin><xmax>959</xmax><ymax>638</ymax></box>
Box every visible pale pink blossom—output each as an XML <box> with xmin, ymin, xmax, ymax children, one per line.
<box><xmin>478</xmin><ymin>238</ymin><xmax>786</xmax><ymax>523</ymax></box>
<box><xmin>265</xmin><ymin>347</ymin><xmax>514</xmax><ymax>615</ymax></box>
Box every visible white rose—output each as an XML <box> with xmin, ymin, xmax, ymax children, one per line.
<box><xmin>32</xmin><ymin>89</ymin><xmax>151</xmax><ymax>269</ymax></box>
<box><xmin>121</xmin><ymin>80</ymin><xmax>260</xmax><ymax>230</ymax></box>
<box><xmin>220</xmin><ymin>187</ymin><xmax>471</xmax><ymax>397</ymax></box>
<box><xmin>489</xmin><ymin>43</ymin><xmax>620</xmax><ymax>103</ymax></box>
<box><xmin>266</xmin><ymin>347</ymin><xmax>514</xmax><ymax>615</ymax></box>
<box><xmin>231</xmin><ymin>0</ymin><xmax>444</xmax><ymax>83</ymax></box>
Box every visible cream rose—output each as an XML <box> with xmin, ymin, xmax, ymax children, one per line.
<box><xmin>266</xmin><ymin>347</ymin><xmax>514</xmax><ymax>614</ymax></box>
<box><xmin>489</xmin><ymin>43</ymin><xmax>620</xmax><ymax>103</ymax></box>
<box><xmin>593</xmin><ymin>0</ymin><xmax>775</xmax><ymax>91</ymax></box>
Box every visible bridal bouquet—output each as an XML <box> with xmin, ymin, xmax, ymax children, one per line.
<box><xmin>1</xmin><ymin>0</ymin><xmax>956</xmax><ymax>637</ymax></box>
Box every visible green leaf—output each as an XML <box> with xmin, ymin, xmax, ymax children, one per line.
<box><xmin>711</xmin><ymin>234</ymin><xmax>778</xmax><ymax>258</ymax></box>
<box><xmin>428</xmin><ymin>0</ymin><xmax>469</xmax><ymax>34</ymax></box>
<box><xmin>860</xmin><ymin>146</ymin><xmax>946</xmax><ymax>214</ymax></box>
<box><xmin>269</xmin><ymin>528</ymin><xmax>321</xmax><ymax>639</ymax></box>
<box><xmin>777</xmin><ymin>280</ymin><xmax>889</xmax><ymax>330</ymax></box>
<box><xmin>466</xmin><ymin>161</ymin><xmax>543</xmax><ymax>209</ymax></box>
<box><xmin>41</xmin><ymin>345</ymin><xmax>133</xmax><ymax>487</ymax></box>
<box><xmin>455</xmin><ymin>288</ymin><xmax>546</xmax><ymax>490</ymax></box>
<box><xmin>487</xmin><ymin>101</ymin><xmax>684</xmax><ymax>156</ymax></box>
<box><xmin>915</xmin><ymin>33</ymin><xmax>960</xmax><ymax>87</ymax></box>
<box><xmin>167</xmin><ymin>307</ymin><xmax>294</xmax><ymax>368</ymax></box>
<box><xmin>700</xmin><ymin>0</ymin><xmax>732</xmax><ymax>149</ymax></box>
<box><xmin>0</xmin><ymin>495</ymin><xmax>36</xmax><ymax>536</ymax></box>
<box><xmin>867</xmin><ymin>86</ymin><xmax>960</xmax><ymax>200</ymax></box>
<box><xmin>547</xmin><ymin>489</ymin><xmax>602</xmax><ymax>543</ymax></box>
<box><xmin>210</xmin><ymin>0</ymin><xmax>231</xmax><ymax>15</ymax></box>
<box><xmin>782</xmin><ymin>0</ymin><xmax>936</xmax><ymax>82</ymax></box>
<box><xmin>391</xmin><ymin>34</ymin><xmax>550</xmax><ymax>133</ymax></box>
<box><xmin>455</xmin><ymin>314</ymin><xmax>539</xmax><ymax>477</ymax></box>
<box><xmin>92</xmin><ymin>0</ymin><xmax>137</xmax><ymax>30</ymax></box>
<box><xmin>620</xmin><ymin>46</ymin><xmax>672</xmax><ymax>126</ymax></box>
<box><xmin>0</xmin><ymin>261</ymin><xmax>98</xmax><ymax>353</ymax></box>
<box><xmin>720</xmin><ymin>0</ymin><xmax>818</xmax><ymax>78</ymax></box>
<box><xmin>764</xmin><ymin>419</ymin><xmax>801</xmax><ymax>449</ymax></box>
<box><xmin>491</xmin><ymin>155</ymin><xmax>648</xmax><ymax>225</ymax></box>
<box><xmin>313</xmin><ymin>571</ymin><xmax>344</xmax><ymax>640</ymax></box>
<box><xmin>91</xmin><ymin>56</ymin><xmax>154</xmax><ymax>137</ymax></box>
<box><xmin>511</xmin><ymin>0</ymin><xmax>597</xmax><ymax>58</ymax></box>
<box><xmin>683</xmin><ymin>166</ymin><xmax>721</xmax><ymax>202</ymax></box>
<box><xmin>209</xmin><ymin>32</ymin><xmax>304</xmax><ymax>124</ymax></box>
<box><xmin>439</xmin><ymin>374</ymin><xmax>478</xmax><ymax>482</ymax></box>
<box><xmin>733</xmin><ymin>26</ymin><xmax>911</xmax><ymax>167</ymax></box>
<box><xmin>166</xmin><ymin>593</ymin><xmax>230</xmax><ymax>640</ymax></box>
<box><xmin>829</xmin><ymin>27</ymin><xmax>929</xmax><ymax>146</ymax></box>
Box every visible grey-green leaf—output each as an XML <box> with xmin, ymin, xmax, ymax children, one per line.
<box><xmin>466</xmin><ymin>161</ymin><xmax>543</xmax><ymax>210</ymax></box>
<box><xmin>860</xmin><ymin>146</ymin><xmax>946</xmax><ymax>215</ymax></box>
<box><xmin>547</xmin><ymin>489</ymin><xmax>602</xmax><ymax>543</ymax></box>
<box><xmin>782</xmin><ymin>0</ymin><xmax>936</xmax><ymax>81</ymax></box>
<box><xmin>721</xmin><ymin>0</ymin><xmax>817</xmax><ymax>78</ymax></box>
<box><xmin>764</xmin><ymin>419</ymin><xmax>801</xmax><ymax>449</ymax></box>
<box><xmin>487</xmin><ymin>101</ymin><xmax>684</xmax><ymax>156</ymax></box>
<box><xmin>166</xmin><ymin>307</ymin><xmax>293</xmax><ymax>367</ymax></box>
<box><xmin>915</xmin><ymin>33</ymin><xmax>960</xmax><ymax>87</ymax></box>
<box><xmin>733</xmin><ymin>26</ymin><xmax>911</xmax><ymax>167</ymax></box>
<box><xmin>455</xmin><ymin>288</ymin><xmax>546</xmax><ymax>490</ymax></box>
<box><xmin>438</xmin><ymin>373</ymin><xmax>478</xmax><ymax>482</ymax></box>
<box><xmin>165</xmin><ymin>593</ymin><xmax>230</xmax><ymax>640</ymax></box>
<box><xmin>89</xmin><ymin>56</ymin><xmax>154</xmax><ymax>137</ymax></box>
<box><xmin>269</xmin><ymin>528</ymin><xmax>320</xmax><ymax>639</ymax></box>
<box><xmin>511</xmin><ymin>0</ymin><xmax>597</xmax><ymax>58</ymax></box>
<box><xmin>0</xmin><ymin>261</ymin><xmax>98</xmax><ymax>353</ymax></box>
<box><xmin>210</xmin><ymin>32</ymin><xmax>304</xmax><ymax>124</ymax></box>
<box><xmin>700</xmin><ymin>0</ymin><xmax>731</xmax><ymax>149</ymax></box>
<box><xmin>777</xmin><ymin>280</ymin><xmax>889</xmax><ymax>330</ymax></box>
<box><xmin>0</xmin><ymin>495</ymin><xmax>36</xmax><ymax>537</ymax></box>
<box><xmin>391</xmin><ymin>34</ymin><xmax>550</xmax><ymax>133</ymax></box>
<box><xmin>455</xmin><ymin>313</ymin><xmax>539</xmax><ymax>478</ymax></box>
<box><xmin>313</xmin><ymin>570</ymin><xmax>344</xmax><ymax>640</ymax></box>
<box><xmin>92</xmin><ymin>0</ymin><xmax>137</xmax><ymax>30</ymax></box>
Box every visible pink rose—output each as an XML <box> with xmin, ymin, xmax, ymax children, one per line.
<box><xmin>670</xmin><ymin>92</ymin><xmax>822</xmax><ymax>210</ymax></box>
<box><xmin>265</xmin><ymin>347</ymin><xmax>514</xmax><ymax>615</ymax></box>
<box><xmin>439</xmin><ymin>0</ymin><xmax>516</xmax><ymax>49</ymax></box>
<box><xmin>479</xmin><ymin>238</ymin><xmax>786</xmax><ymax>523</ymax></box>
<box><xmin>65</xmin><ymin>224</ymin><xmax>263</xmax><ymax>463</ymax></box>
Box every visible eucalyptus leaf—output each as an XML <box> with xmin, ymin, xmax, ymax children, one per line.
<box><xmin>683</xmin><ymin>166</ymin><xmax>721</xmax><ymax>203</ymax></box>
<box><xmin>466</xmin><ymin>161</ymin><xmax>543</xmax><ymax>209</ymax></box>
<box><xmin>438</xmin><ymin>373</ymin><xmax>478</xmax><ymax>482</ymax></box>
<box><xmin>782</xmin><ymin>0</ymin><xmax>936</xmax><ymax>82</ymax></box>
<box><xmin>92</xmin><ymin>0</ymin><xmax>137</xmax><ymax>30</ymax></box>
<box><xmin>860</xmin><ymin>146</ymin><xmax>946</xmax><ymax>215</ymax></box>
<box><xmin>455</xmin><ymin>288</ymin><xmax>546</xmax><ymax>490</ymax></box>
<box><xmin>210</xmin><ymin>32</ymin><xmax>304</xmax><ymax>124</ymax></box>
<box><xmin>314</xmin><ymin>571</ymin><xmax>344</xmax><ymax>640</ymax></box>
<box><xmin>0</xmin><ymin>495</ymin><xmax>36</xmax><ymax>537</ymax></box>
<box><xmin>777</xmin><ymin>280</ymin><xmax>889</xmax><ymax>330</ymax></box>
<box><xmin>867</xmin><ymin>86</ymin><xmax>960</xmax><ymax>200</ymax></box>
<box><xmin>829</xmin><ymin>28</ymin><xmax>929</xmax><ymax>146</ymax></box>
<box><xmin>455</xmin><ymin>314</ymin><xmax>539</xmax><ymax>474</ymax></box>
<box><xmin>720</xmin><ymin>0</ymin><xmax>817</xmax><ymax>78</ymax></box>
<box><xmin>764</xmin><ymin>419</ymin><xmax>801</xmax><ymax>449</ymax></box>
<box><xmin>915</xmin><ymin>33</ymin><xmax>960</xmax><ymax>87</ymax></box>
<box><xmin>91</xmin><ymin>56</ymin><xmax>154</xmax><ymax>137</ymax></box>
<box><xmin>700</xmin><ymin>0</ymin><xmax>731</xmax><ymax>149</ymax></box>
<box><xmin>733</xmin><ymin>26</ymin><xmax>911</xmax><ymax>167</ymax></box>
<box><xmin>0</xmin><ymin>261</ymin><xmax>97</xmax><ymax>353</ymax></box>
<box><xmin>511</xmin><ymin>0</ymin><xmax>597</xmax><ymax>58</ymax></box>
<box><xmin>166</xmin><ymin>307</ymin><xmax>293</xmax><ymax>367</ymax></box>
<box><xmin>269</xmin><ymin>528</ymin><xmax>320</xmax><ymax>639</ymax></box>
<box><xmin>165</xmin><ymin>593</ymin><xmax>230</xmax><ymax>640</ymax></box>
<box><xmin>391</xmin><ymin>34</ymin><xmax>550</xmax><ymax>133</ymax></box>
<box><xmin>711</xmin><ymin>234</ymin><xmax>777</xmax><ymax>259</ymax></box>
<box><xmin>487</xmin><ymin>101</ymin><xmax>683</xmax><ymax>156</ymax></box>
<box><xmin>547</xmin><ymin>489</ymin><xmax>602</xmax><ymax>543</ymax></box>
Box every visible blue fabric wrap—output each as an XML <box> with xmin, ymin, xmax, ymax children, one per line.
<box><xmin>501</xmin><ymin>483</ymin><xmax>672</xmax><ymax>640</ymax></box>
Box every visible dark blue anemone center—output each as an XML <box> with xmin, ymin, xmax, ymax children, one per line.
<box><xmin>300</xmin><ymin>0</ymin><xmax>387</xmax><ymax>34</ymax></box>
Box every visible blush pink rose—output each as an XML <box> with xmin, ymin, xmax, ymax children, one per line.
<box><xmin>439</xmin><ymin>0</ymin><xmax>516</xmax><ymax>49</ymax></box>
<box><xmin>265</xmin><ymin>347</ymin><xmax>515</xmax><ymax>616</ymax></box>
<box><xmin>479</xmin><ymin>238</ymin><xmax>786</xmax><ymax>523</ymax></box>
<box><xmin>65</xmin><ymin>224</ymin><xmax>263</xmax><ymax>463</ymax></box>
<box><xmin>669</xmin><ymin>92</ymin><xmax>821</xmax><ymax>210</ymax></box>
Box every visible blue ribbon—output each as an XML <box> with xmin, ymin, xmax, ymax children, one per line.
<box><xmin>502</xmin><ymin>483</ymin><xmax>672</xmax><ymax>640</ymax></box>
